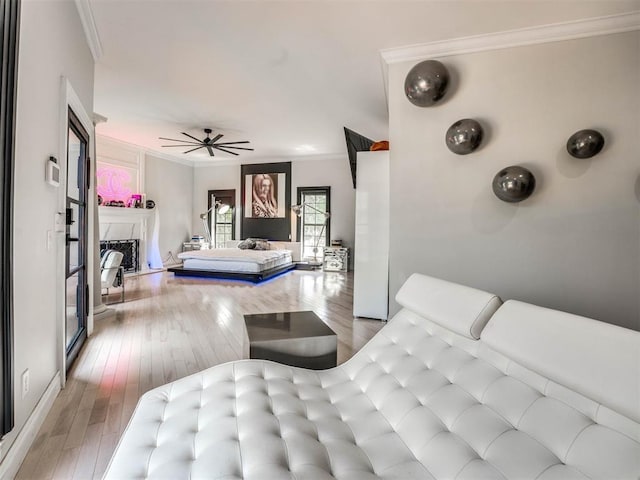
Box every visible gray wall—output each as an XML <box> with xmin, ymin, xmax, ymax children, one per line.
<box><xmin>145</xmin><ymin>154</ymin><xmax>194</xmax><ymax>261</ymax></box>
<box><xmin>8</xmin><ymin>0</ymin><xmax>94</xmax><ymax>461</ymax></box>
<box><xmin>388</xmin><ymin>31</ymin><xmax>640</xmax><ymax>331</ymax></box>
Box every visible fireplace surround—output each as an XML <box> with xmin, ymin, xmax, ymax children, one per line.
<box><xmin>98</xmin><ymin>206</ymin><xmax>162</xmax><ymax>272</ymax></box>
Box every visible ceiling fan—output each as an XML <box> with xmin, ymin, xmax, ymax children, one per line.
<box><xmin>159</xmin><ymin>128</ymin><xmax>253</xmax><ymax>157</ymax></box>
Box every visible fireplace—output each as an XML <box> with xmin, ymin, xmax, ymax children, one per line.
<box><xmin>100</xmin><ymin>239</ymin><xmax>139</xmax><ymax>273</ymax></box>
<box><xmin>98</xmin><ymin>206</ymin><xmax>162</xmax><ymax>273</ymax></box>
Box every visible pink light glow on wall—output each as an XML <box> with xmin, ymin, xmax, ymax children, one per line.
<box><xmin>97</xmin><ymin>164</ymin><xmax>134</xmax><ymax>202</ymax></box>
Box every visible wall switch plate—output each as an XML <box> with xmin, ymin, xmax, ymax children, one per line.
<box><xmin>54</xmin><ymin>212</ymin><xmax>65</xmax><ymax>232</ymax></box>
<box><xmin>21</xmin><ymin>369</ymin><xmax>29</xmax><ymax>399</ymax></box>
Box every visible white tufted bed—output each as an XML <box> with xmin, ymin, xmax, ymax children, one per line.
<box><xmin>104</xmin><ymin>274</ymin><xmax>640</xmax><ymax>479</ymax></box>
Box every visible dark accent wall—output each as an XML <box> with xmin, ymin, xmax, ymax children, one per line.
<box><xmin>0</xmin><ymin>0</ymin><xmax>20</xmax><ymax>436</ymax></box>
<box><xmin>241</xmin><ymin>162</ymin><xmax>291</xmax><ymax>241</ymax></box>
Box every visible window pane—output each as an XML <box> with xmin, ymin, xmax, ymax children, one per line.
<box><xmin>66</xmin><ymin>273</ymin><xmax>79</xmax><ymax>344</ymax></box>
<box><xmin>299</xmin><ymin>189</ymin><xmax>329</xmax><ymax>260</ymax></box>
<box><xmin>212</xmin><ymin>193</ymin><xmax>235</xmax><ymax>248</ymax></box>
<box><xmin>67</xmin><ymin>128</ymin><xmax>81</xmax><ymax>201</ymax></box>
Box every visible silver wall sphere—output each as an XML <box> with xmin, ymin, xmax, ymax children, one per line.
<box><xmin>566</xmin><ymin>129</ymin><xmax>605</xmax><ymax>158</ymax></box>
<box><xmin>492</xmin><ymin>166</ymin><xmax>536</xmax><ymax>203</ymax></box>
<box><xmin>445</xmin><ymin>119</ymin><xmax>483</xmax><ymax>154</ymax></box>
<box><xmin>404</xmin><ymin>60</ymin><xmax>449</xmax><ymax>107</ymax></box>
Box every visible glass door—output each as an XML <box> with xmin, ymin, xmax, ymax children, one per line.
<box><xmin>65</xmin><ymin>108</ymin><xmax>89</xmax><ymax>368</ymax></box>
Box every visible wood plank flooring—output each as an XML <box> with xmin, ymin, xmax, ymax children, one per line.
<box><xmin>16</xmin><ymin>269</ymin><xmax>384</xmax><ymax>480</ymax></box>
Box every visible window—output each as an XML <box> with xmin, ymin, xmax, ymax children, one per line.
<box><xmin>208</xmin><ymin>189</ymin><xmax>235</xmax><ymax>248</ymax></box>
<box><xmin>297</xmin><ymin>187</ymin><xmax>330</xmax><ymax>260</ymax></box>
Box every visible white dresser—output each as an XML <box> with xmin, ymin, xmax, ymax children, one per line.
<box><xmin>353</xmin><ymin>151</ymin><xmax>389</xmax><ymax>320</ymax></box>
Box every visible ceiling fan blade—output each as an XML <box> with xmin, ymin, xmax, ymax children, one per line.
<box><xmin>159</xmin><ymin>136</ymin><xmax>196</xmax><ymax>143</ymax></box>
<box><xmin>213</xmin><ymin>146</ymin><xmax>239</xmax><ymax>156</ymax></box>
<box><xmin>183</xmin><ymin>145</ymin><xmax>206</xmax><ymax>154</ymax></box>
<box><xmin>210</xmin><ymin>134</ymin><xmax>223</xmax><ymax>143</ymax></box>
<box><xmin>181</xmin><ymin>132</ymin><xmax>205</xmax><ymax>143</ymax></box>
<box><xmin>206</xmin><ymin>146</ymin><xmax>215</xmax><ymax>157</ymax></box>
<box><xmin>159</xmin><ymin>137</ymin><xmax>203</xmax><ymax>146</ymax></box>
<box><xmin>161</xmin><ymin>144</ymin><xmax>201</xmax><ymax>147</ymax></box>
<box><xmin>217</xmin><ymin>146</ymin><xmax>254</xmax><ymax>151</ymax></box>
<box><xmin>215</xmin><ymin>141</ymin><xmax>251</xmax><ymax>145</ymax></box>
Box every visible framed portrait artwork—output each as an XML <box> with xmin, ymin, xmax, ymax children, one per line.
<box><xmin>240</xmin><ymin>162</ymin><xmax>291</xmax><ymax>240</ymax></box>
<box><xmin>244</xmin><ymin>173</ymin><xmax>286</xmax><ymax>218</ymax></box>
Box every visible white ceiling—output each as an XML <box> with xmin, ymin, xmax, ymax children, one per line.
<box><xmin>90</xmin><ymin>0</ymin><xmax>639</xmax><ymax>165</ymax></box>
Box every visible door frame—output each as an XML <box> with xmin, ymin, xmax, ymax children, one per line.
<box><xmin>0</xmin><ymin>0</ymin><xmax>21</xmax><ymax>436</ymax></box>
<box><xmin>295</xmin><ymin>186</ymin><xmax>331</xmax><ymax>251</ymax></box>
<box><xmin>58</xmin><ymin>79</ymin><xmax>95</xmax><ymax>386</ymax></box>
<box><xmin>64</xmin><ymin>107</ymin><xmax>90</xmax><ymax>369</ymax></box>
<box><xmin>207</xmin><ymin>189</ymin><xmax>236</xmax><ymax>247</ymax></box>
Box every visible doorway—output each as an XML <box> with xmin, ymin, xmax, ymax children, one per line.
<box><xmin>65</xmin><ymin>108</ymin><xmax>90</xmax><ymax>369</ymax></box>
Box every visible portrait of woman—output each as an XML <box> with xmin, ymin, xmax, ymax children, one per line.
<box><xmin>251</xmin><ymin>173</ymin><xmax>278</xmax><ymax>218</ymax></box>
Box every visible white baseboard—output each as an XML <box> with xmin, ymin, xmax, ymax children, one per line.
<box><xmin>94</xmin><ymin>306</ymin><xmax>116</xmax><ymax>322</ymax></box>
<box><xmin>0</xmin><ymin>372</ymin><xmax>61</xmax><ymax>480</ymax></box>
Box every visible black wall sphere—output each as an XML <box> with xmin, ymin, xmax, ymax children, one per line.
<box><xmin>445</xmin><ymin>119</ymin><xmax>483</xmax><ymax>154</ymax></box>
<box><xmin>404</xmin><ymin>60</ymin><xmax>450</xmax><ymax>107</ymax></box>
<box><xmin>492</xmin><ymin>166</ymin><xmax>536</xmax><ymax>203</ymax></box>
<box><xmin>566</xmin><ymin>129</ymin><xmax>604</xmax><ymax>158</ymax></box>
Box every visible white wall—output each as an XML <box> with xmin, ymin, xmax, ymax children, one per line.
<box><xmin>5</xmin><ymin>0</ymin><xmax>94</xmax><ymax>462</ymax></box>
<box><xmin>292</xmin><ymin>156</ymin><xmax>356</xmax><ymax>254</ymax></box>
<box><xmin>192</xmin><ymin>156</ymin><xmax>356</xmax><ymax>257</ymax></box>
<box><xmin>192</xmin><ymin>164</ymin><xmax>241</xmax><ymax>240</ymax></box>
<box><xmin>388</xmin><ymin>31</ymin><xmax>640</xmax><ymax>330</ymax></box>
<box><xmin>145</xmin><ymin>154</ymin><xmax>193</xmax><ymax>260</ymax></box>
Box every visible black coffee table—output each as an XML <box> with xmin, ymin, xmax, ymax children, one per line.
<box><xmin>243</xmin><ymin>311</ymin><xmax>337</xmax><ymax>369</ymax></box>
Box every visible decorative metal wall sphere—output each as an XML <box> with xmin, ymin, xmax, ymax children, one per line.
<box><xmin>445</xmin><ymin>119</ymin><xmax>483</xmax><ymax>154</ymax></box>
<box><xmin>492</xmin><ymin>166</ymin><xmax>536</xmax><ymax>203</ymax></box>
<box><xmin>404</xmin><ymin>60</ymin><xmax>449</xmax><ymax>107</ymax></box>
<box><xmin>566</xmin><ymin>129</ymin><xmax>605</xmax><ymax>158</ymax></box>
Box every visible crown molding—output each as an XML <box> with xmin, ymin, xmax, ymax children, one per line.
<box><xmin>74</xmin><ymin>0</ymin><xmax>103</xmax><ymax>61</ymax></box>
<box><xmin>380</xmin><ymin>11</ymin><xmax>640</xmax><ymax>64</ymax></box>
<box><xmin>143</xmin><ymin>148</ymin><xmax>196</xmax><ymax>167</ymax></box>
<box><xmin>97</xmin><ymin>135</ymin><xmax>195</xmax><ymax>167</ymax></box>
<box><xmin>93</xmin><ymin>112</ymin><xmax>108</xmax><ymax>125</ymax></box>
<box><xmin>192</xmin><ymin>153</ymin><xmax>347</xmax><ymax>168</ymax></box>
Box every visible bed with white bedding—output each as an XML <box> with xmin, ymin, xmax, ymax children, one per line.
<box><xmin>179</xmin><ymin>248</ymin><xmax>292</xmax><ymax>273</ymax></box>
<box><xmin>168</xmin><ymin>241</ymin><xmax>300</xmax><ymax>282</ymax></box>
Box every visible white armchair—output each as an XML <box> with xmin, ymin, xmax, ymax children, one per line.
<box><xmin>100</xmin><ymin>250</ymin><xmax>125</xmax><ymax>304</ymax></box>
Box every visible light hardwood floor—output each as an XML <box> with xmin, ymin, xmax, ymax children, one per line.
<box><xmin>16</xmin><ymin>269</ymin><xmax>384</xmax><ymax>480</ymax></box>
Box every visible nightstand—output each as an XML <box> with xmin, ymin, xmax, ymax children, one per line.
<box><xmin>323</xmin><ymin>247</ymin><xmax>348</xmax><ymax>272</ymax></box>
<box><xmin>182</xmin><ymin>241</ymin><xmax>209</xmax><ymax>252</ymax></box>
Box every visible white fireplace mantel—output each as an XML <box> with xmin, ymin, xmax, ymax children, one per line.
<box><xmin>98</xmin><ymin>206</ymin><xmax>162</xmax><ymax>270</ymax></box>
